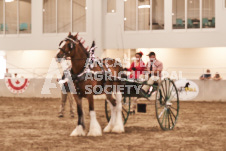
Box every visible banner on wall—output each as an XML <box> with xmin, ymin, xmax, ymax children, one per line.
<box><xmin>5</xmin><ymin>78</ymin><xmax>30</xmax><ymax>94</ymax></box>
<box><xmin>174</xmin><ymin>79</ymin><xmax>199</xmax><ymax>101</ymax></box>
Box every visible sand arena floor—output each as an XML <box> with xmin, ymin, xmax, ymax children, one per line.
<box><xmin>1</xmin><ymin>97</ymin><xmax>226</xmax><ymax>151</ymax></box>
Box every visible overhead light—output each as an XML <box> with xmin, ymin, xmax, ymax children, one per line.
<box><xmin>138</xmin><ymin>5</ymin><xmax>150</xmax><ymax>9</ymax></box>
<box><xmin>5</xmin><ymin>0</ymin><xmax>14</xmax><ymax>2</ymax></box>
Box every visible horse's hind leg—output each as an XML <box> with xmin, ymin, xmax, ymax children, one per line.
<box><xmin>87</xmin><ymin>95</ymin><xmax>102</xmax><ymax>136</ymax></box>
<box><xmin>103</xmin><ymin>94</ymin><xmax>117</xmax><ymax>133</ymax></box>
<box><xmin>104</xmin><ymin>92</ymin><xmax>124</xmax><ymax>133</ymax></box>
<box><xmin>70</xmin><ymin>95</ymin><xmax>86</xmax><ymax>136</ymax></box>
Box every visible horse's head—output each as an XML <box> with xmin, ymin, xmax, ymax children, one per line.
<box><xmin>56</xmin><ymin>32</ymin><xmax>79</xmax><ymax>62</ymax></box>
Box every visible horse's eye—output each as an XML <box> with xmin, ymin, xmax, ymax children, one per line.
<box><xmin>71</xmin><ymin>43</ymin><xmax>74</xmax><ymax>49</ymax></box>
<box><xmin>68</xmin><ymin>43</ymin><xmax>74</xmax><ymax>49</ymax></box>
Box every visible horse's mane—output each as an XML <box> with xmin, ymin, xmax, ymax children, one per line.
<box><xmin>68</xmin><ymin>34</ymin><xmax>89</xmax><ymax>57</ymax></box>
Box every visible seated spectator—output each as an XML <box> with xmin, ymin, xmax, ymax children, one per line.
<box><xmin>4</xmin><ymin>68</ymin><xmax>12</xmax><ymax>78</ymax></box>
<box><xmin>12</xmin><ymin>73</ymin><xmax>23</xmax><ymax>78</ymax></box>
<box><xmin>213</xmin><ymin>72</ymin><xmax>222</xmax><ymax>81</ymax></box>
<box><xmin>14</xmin><ymin>73</ymin><xmax>18</xmax><ymax>78</ymax></box>
<box><xmin>200</xmin><ymin>69</ymin><xmax>211</xmax><ymax>80</ymax></box>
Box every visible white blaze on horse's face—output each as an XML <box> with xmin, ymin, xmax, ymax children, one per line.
<box><xmin>59</xmin><ymin>41</ymin><xmax>66</xmax><ymax>49</ymax></box>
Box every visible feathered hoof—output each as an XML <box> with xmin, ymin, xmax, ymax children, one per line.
<box><xmin>70</xmin><ymin>125</ymin><xmax>86</xmax><ymax>136</ymax></box>
<box><xmin>112</xmin><ymin>124</ymin><xmax>124</xmax><ymax>133</ymax></box>
<box><xmin>103</xmin><ymin>124</ymin><xmax>113</xmax><ymax>133</ymax></box>
<box><xmin>87</xmin><ymin>128</ymin><xmax>102</xmax><ymax>136</ymax></box>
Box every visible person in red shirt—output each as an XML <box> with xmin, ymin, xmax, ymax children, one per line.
<box><xmin>124</xmin><ymin>51</ymin><xmax>146</xmax><ymax>79</ymax></box>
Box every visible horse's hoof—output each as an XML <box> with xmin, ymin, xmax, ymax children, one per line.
<box><xmin>103</xmin><ymin>125</ymin><xmax>112</xmax><ymax>133</ymax></box>
<box><xmin>87</xmin><ymin>111</ymin><xmax>102</xmax><ymax>136</ymax></box>
<box><xmin>112</xmin><ymin>125</ymin><xmax>124</xmax><ymax>133</ymax></box>
<box><xmin>70</xmin><ymin>125</ymin><xmax>86</xmax><ymax>136</ymax></box>
<box><xmin>87</xmin><ymin>129</ymin><xmax>102</xmax><ymax>136</ymax></box>
<box><xmin>87</xmin><ymin>123</ymin><xmax>102</xmax><ymax>136</ymax></box>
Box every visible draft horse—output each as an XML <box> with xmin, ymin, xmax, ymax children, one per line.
<box><xmin>56</xmin><ymin>32</ymin><xmax>124</xmax><ymax>136</ymax></box>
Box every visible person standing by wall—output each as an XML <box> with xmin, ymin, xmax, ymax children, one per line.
<box><xmin>213</xmin><ymin>72</ymin><xmax>222</xmax><ymax>81</ymax></box>
<box><xmin>200</xmin><ymin>69</ymin><xmax>211</xmax><ymax>80</ymax></box>
<box><xmin>58</xmin><ymin>74</ymin><xmax>75</xmax><ymax>118</ymax></box>
<box><xmin>4</xmin><ymin>68</ymin><xmax>12</xmax><ymax>78</ymax></box>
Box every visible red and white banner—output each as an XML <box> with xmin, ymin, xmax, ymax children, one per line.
<box><xmin>5</xmin><ymin>78</ymin><xmax>30</xmax><ymax>94</ymax></box>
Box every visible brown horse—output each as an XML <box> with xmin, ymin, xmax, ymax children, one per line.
<box><xmin>56</xmin><ymin>32</ymin><xmax>124</xmax><ymax>136</ymax></box>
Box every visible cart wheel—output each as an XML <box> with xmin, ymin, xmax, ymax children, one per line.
<box><xmin>155</xmin><ymin>78</ymin><xmax>179</xmax><ymax>130</ymax></box>
<box><xmin>105</xmin><ymin>96</ymin><xmax>131</xmax><ymax>125</ymax></box>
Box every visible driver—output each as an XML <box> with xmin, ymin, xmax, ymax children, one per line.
<box><xmin>141</xmin><ymin>51</ymin><xmax>163</xmax><ymax>94</ymax></box>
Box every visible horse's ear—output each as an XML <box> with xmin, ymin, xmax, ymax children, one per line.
<box><xmin>91</xmin><ymin>41</ymin><xmax>95</xmax><ymax>48</ymax></box>
<box><xmin>68</xmin><ymin>32</ymin><xmax>72</xmax><ymax>37</ymax></box>
<box><xmin>74</xmin><ymin>32</ymin><xmax>79</xmax><ymax>39</ymax></box>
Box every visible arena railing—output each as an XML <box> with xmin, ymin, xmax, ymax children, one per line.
<box><xmin>5</xmin><ymin>66</ymin><xmax>226</xmax><ymax>80</ymax></box>
<box><xmin>6</xmin><ymin>67</ymin><xmax>63</xmax><ymax>79</ymax></box>
<box><xmin>165</xmin><ymin>66</ymin><xmax>226</xmax><ymax>80</ymax></box>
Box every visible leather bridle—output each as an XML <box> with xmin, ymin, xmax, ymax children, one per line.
<box><xmin>58</xmin><ymin>37</ymin><xmax>79</xmax><ymax>57</ymax></box>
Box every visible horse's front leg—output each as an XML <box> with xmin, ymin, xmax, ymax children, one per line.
<box><xmin>87</xmin><ymin>95</ymin><xmax>102</xmax><ymax>136</ymax></box>
<box><xmin>70</xmin><ymin>95</ymin><xmax>86</xmax><ymax>136</ymax></box>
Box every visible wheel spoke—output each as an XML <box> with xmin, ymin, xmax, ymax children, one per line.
<box><xmin>159</xmin><ymin>88</ymin><xmax>166</xmax><ymax>103</ymax></box>
<box><xmin>161</xmin><ymin>83</ymin><xmax>166</xmax><ymax>99</ymax></box>
<box><xmin>168</xmin><ymin>109</ymin><xmax>170</xmax><ymax>129</ymax></box>
<box><xmin>165</xmin><ymin>109</ymin><xmax>168</xmax><ymax>129</ymax></box>
<box><xmin>161</xmin><ymin>91</ymin><xmax>166</xmax><ymax>101</ymax></box>
<box><xmin>168</xmin><ymin>85</ymin><xmax>174</xmax><ymax>98</ymax></box>
<box><xmin>122</xmin><ymin>106</ymin><xmax>127</xmax><ymax>112</ymax></box>
<box><xmin>170</xmin><ymin>106</ymin><xmax>178</xmax><ymax>111</ymax></box>
<box><xmin>168</xmin><ymin>90</ymin><xmax>177</xmax><ymax>101</ymax></box>
<box><xmin>122</xmin><ymin>111</ymin><xmax>125</xmax><ymax>120</ymax></box>
<box><xmin>169</xmin><ymin>108</ymin><xmax>176</xmax><ymax>120</ymax></box>
<box><xmin>169</xmin><ymin>110</ymin><xmax>175</xmax><ymax>127</ymax></box>
<box><xmin>158</xmin><ymin>108</ymin><xmax>166</xmax><ymax>119</ymax></box>
<box><xmin>167</xmin><ymin>80</ymin><xmax>172</xmax><ymax>97</ymax></box>
<box><xmin>161</xmin><ymin>109</ymin><xmax>166</xmax><ymax>125</ymax></box>
<box><xmin>157</xmin><ymin>104</ymin><xmax>165</xmax><ymax>109</ymax></box>
<box><xmin>165</xmin><ymin>80</ymin><xmax>168</xmax><ymax>97</ymax></box>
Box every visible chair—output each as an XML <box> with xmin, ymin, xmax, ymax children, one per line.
<box><xmin>176</xmin><ymin>19</ymin><xmax>183</xmax><ymax>28</ymax></box>
<box><xmin>202</xmin><ymin>18</ymin><xmax>208</xmax><ymax>27</ymax></box>
<box><xmin>187</xmin><ymin>19</ymin><xmax>193</xmax><ymax>28</ymax></box>
<box><xmin>19</xmin><ymin>23</ymin><xmax>28</xmax><ymax>31</ymax></box>
<box><xmin>0</xmin><ymin>24</ymin><xmax>8</xmax><ymax>31</ymax></box>
<box><xmin>211</xmin><ymin>17</ymin><xmax>215</xmax><ymax>27</ymax></box>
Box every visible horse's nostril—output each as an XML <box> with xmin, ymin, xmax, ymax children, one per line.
<box><xmin>56</xmin><ymin>57</ymin><xmax>62</xmax><ymax>63</ymax></box>
<box><xmin>57</xmin><ymin>53</ymin><xmax>63</xmax><ymax>58</ymax></box>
